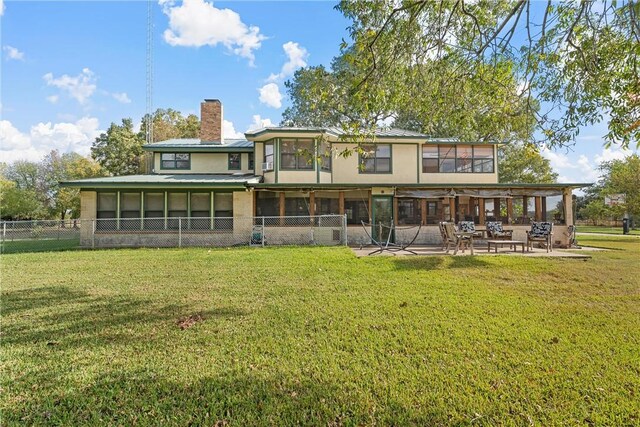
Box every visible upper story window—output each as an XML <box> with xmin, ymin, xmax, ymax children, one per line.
<box><xmin>248</xmin><ymin>152</ymin><xmax>254</xmax><ymax>171</ymax></box>
<box><xmin>263</xmin><ymin>142</ymin><xmax>274</xmax><ymax>171</ymax></box>
<box><xmin>281</xmin><ymin>138</ymin><xmax>314</xmax><ymax>170</ymax></box>
<box><xmin>228</xmin><ymin>153</ymin><xmax>241</xmax><ymax>170</ymax></box>
<box><xmin>320</xmin><ymin>141</ymin><xmax>331</xmax><ymax>172</ymax></box>
<box><xmin>422</xmin><ymin>144</ymin><xmax>494</xmax><ymax>173</ymax></box>
<box><xmin>360</xmin><ymin>144</ymin><xmax>391</xmax><ymax>174</ymax></box>
<box><xmin>161</xmin><ymin>153</ymin><xmax>190</xmax><ymax>170</ymax></box>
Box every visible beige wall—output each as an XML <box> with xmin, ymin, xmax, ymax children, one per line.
<box><xmin>80</xmin><ymin>191</ymin><xmax>96</xmax><ymax>245</ymax></box>
<box><xmin>254</xmin><ymin>142</ymin><xmax>264</xmax><ymax>175</ymax></box>
<box><xmin>421</xmin><ymin>172</ymin><xmax>498</xmax><ymax>184</ymax></box>
<box><xmin>154</xmin><ymin>152</ymin><xmax>252</xmax><ymax>174</ymax></box>
<box><xmin>278</xmin><ymin>170</ymin><xmax>317</xmax><ymax>184</ymax></box>
<box><xmin>319</xmin><ymin>171</ymin><xmax>332</xmax><ymax>184</ymax></box>
<box><xmin>331</xmin><ymin>142</ymin><xmax>418</xmax><ymax>184</ymax></box>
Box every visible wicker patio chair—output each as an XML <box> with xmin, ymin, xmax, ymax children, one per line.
<box><xmin>486</xmin><ymin>221</ymin><xmax>513</xmax><ymax>240</ymax></box>
<box><xmin>526</xmin><ymin>221</ymin><xmax>553</xmax><ymax>252</ymax></box>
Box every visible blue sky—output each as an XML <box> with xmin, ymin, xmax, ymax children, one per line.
<box><xmin>1</xmin><ymin>0</ymin><xmax>636</xmax><ymax>184</ymax></box>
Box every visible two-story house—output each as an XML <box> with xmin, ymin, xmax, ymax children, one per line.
<box><xmin>64</xmin><ymin>99</ymin><xmax>589</xmax><ymax>247</ymax></box>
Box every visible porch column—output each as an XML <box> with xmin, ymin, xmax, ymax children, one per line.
<box><xmin>494</xmin><ymin>198</ymin><xmax>501</xmax><ymax>221</ymax></box>
<box><xmin>368</xmin><ymin>191</ymin><xmax>373</xmax><ymax>222</ymax></box>
<box><xmin>393</xmin><ymin>197</ymin><xmax>398</xmax><ymax>225</ymax></box>
<box><xmin>309</xmin><ymin>191</ymin><xmax>315</xmax><ymax>217</ymax></box>
<box><xmin>507</xmin><ymin>198</ymin><xmax>513</xmax><ymax>224</ymax></box>
<box><xmin>448</xmin><ymin>198</ymin><xmax>456</xmax><ymax>222</ymax></box>
<box><xmin>421</xmin><ymin>199</ymin><xmax>427</xmax><ymax>226</ymax></box>
<box><xmin>535</xmin><ymin>196</ymin><xmax>542</xmax><ymax>221</ymax></box>
<box><xmin>338</xmin><ymin>191</ymin><xmax>345</xmax><ymax>215</ymax></box>
<box><xmin>563</xmin><ymin>189</ymin><xmax>574</xmax><ymax>226</ymax></box>
<box><xmin>478</xmin><ymin>198</ymin><xmax>485</xmax><ymax>225</ymax></box>
<box><xmin>522</xmin><ymin>196</ymin><xmax>529</xmax><ymax>223</ymax></box>
<box><xmin>279</xmin><ymin>191</ymin><xmax>286</xmax><ymax>226</ymax></box>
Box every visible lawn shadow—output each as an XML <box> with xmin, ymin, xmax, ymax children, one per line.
<box><xmin>393</xmin><ymin>254</ymin><xmax>490</xmax><ymax>271</ymax></box>
<box><xmin>3</xmin><ymin>369</ymin><xmax>452</xmax><ymax>425</ymax></box>
<box><xmin>2</xmin><ymin>286</ymin><xmax>248</xmax><ymax>348</ymax></box>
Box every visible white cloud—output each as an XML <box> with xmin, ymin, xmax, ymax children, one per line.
<box><xmin>0</xmin><ymin>0</ymin><xmax>4</xmax><ymax>16</ymax></box>
<box><xmin>0</xmin><ymin>118</ymin><xmax>102</xmax><ymax>163</ymax></box>
<box><xmin>267</xmin><ymin>42</ymin><xmax>308</xmax><ymax>82</ymax></box>
<box><xmin>223</xmin><ymin>119</ymin><xmax>244</xmax><ymax>139</ymax></box>
<box><xmin>246</xmin><ymin>115</ymin><xmax>274</xmax><ymax>131</ymax></box>
<box><xmin>258</xmin><ymin>83</ymin><xmax>282</xmax><ymax>109</ymax></box>
<box><xmin>594</xmin><ymin>146</ymin><xmax>633</xmax><ymax>164</ymax></box>
<box><xmin>112</xmin><ymin>92</ymin><xmax>131</xmax><ymax>104</ymax></box>
<box><xmin>161</xmin><ymin>0</ymin><xmax>266</xmax><ymax>65</ymax></box>
<box><xmin>46</xmin><ymin>95</ymin><xmax>59</xmax><ymax>104</ymax></box>
<box><xmin>3</xmin><ymin>45</ymin><xmax>25</xmax><ymax>61</ymax></box>
<box><xmin>43</xmin><ymin>68</ymin><xmax>97</xmax><ymax>104</ymax></box>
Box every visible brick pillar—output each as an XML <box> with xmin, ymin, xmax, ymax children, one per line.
<box><xmin>200</xmin><ymin>99</ymin><xmax>223</xmax><ymax>142</ymax></box>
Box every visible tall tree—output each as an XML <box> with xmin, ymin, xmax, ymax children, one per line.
<box><xmin>600</xmin><ymin>154</ymin><xmax>640</xmax><ymax>217</ymax></box>
<box><xmin>139</xmin><ymin>108</ymin><xmax>200</xmax><ymax>143</ymax></box>
<box><xmin>334</xmin><ymin>0</ymin><xmax>639</xmax><ymax>148</ymax></box>
<box><xmin>498</xmin><ymin>143</ymin><xmax>558</xmax><ymax>183</ymax></box>
<box><xmin>91</xmin><ymin>119</ymin><xmax>145</xmax><ymax>176</ymax></box>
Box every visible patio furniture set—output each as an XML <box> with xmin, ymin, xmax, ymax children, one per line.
<box><xmin>439</xmin><ymin>221</ymin><xmax>554</xmax><ymax>255</ymax></box>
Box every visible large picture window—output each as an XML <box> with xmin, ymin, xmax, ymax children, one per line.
<box><xmin>360</xmin><ymin>144</ymin><xmax>391</xmax><ymax>173</ymax></box>
<box><xmin>228</xmin><ymin>153</ymin><xmax>241</xmax><ymax>170</ymax></box>
<box><xmin>280</xmin><ymin>139</ymin><xmax>314</xmax><ymax>170</ymax></box>
<box><xmin>160</xmin><ymin>153</ymin><xmax>190</xmax><ymax>170</ymax></box>
<box><xmin>397</xmin><ymin>198</ymin><xmax>421</xmax><ymax>225</ymax></box>
<box><xmin>473</xmin><ymin>146</ymin><xmax>494</xmax><ymax>172</ymax></box>
<box><xmin>422</xmin><ymin>144</ymin><xmax>494</xmax><ymax>173</ymax></box>
<box><xmin>319</xmin><ymin>141</ymin><xmax>331</xmax><ymax>172</ymax></box>
<box><xmin>263</xmin><ymin>142</ymin><xmax>274</xmax><ymax>171</ymax></box>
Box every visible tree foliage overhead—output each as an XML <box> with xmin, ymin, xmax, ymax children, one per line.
<box><xmin>498</xmin><ymin>142</ymin><xmax>558</xmax><ymax>183</ymax></box>
<box><xmin>327</xmin><ymin>0</ymin><xmax>638</xmax><ymax>148</ymax></box>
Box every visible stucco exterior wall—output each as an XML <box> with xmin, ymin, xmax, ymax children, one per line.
<box><xmin>80</xmin><ymin>191</ymin><xmax>96</xmax><ymax>246</ymax></box>
<box><xmin>277</xmin><ymin>170</ymin><xmax>317</xmax><ymax>184</ymax></box>
<box><xmin>154</xmin><ymin>152</ymin><xmax>252</xmax><ymax>174</ymax></box>
<box><xmin>331</xmin><ymin>143</ymin><xmax>418</xmax><ymax>184</ymax></box>
<box><xmin>420</xmin><ymin>171</ymin><xmax>498</xmax><ymax>184</ymax></box>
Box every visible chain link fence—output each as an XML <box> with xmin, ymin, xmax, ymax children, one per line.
<box><xmin>1</xmin><ymin>220</ymin><xmax>82</xmax><ymax>254</ymax></box>
<box><xmin>1</xmin><ymin>215</ymin><xmax>347</xmax><ymax>253</ymax></box>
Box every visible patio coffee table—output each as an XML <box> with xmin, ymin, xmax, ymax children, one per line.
<box><xmin>487</xmin><ymin>239</ymin><xmax>525</xmax><ymax>253</ymax></box>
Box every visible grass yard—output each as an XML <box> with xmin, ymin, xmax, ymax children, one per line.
<box><xmin>576</xmin><ymin>225</ymin><xmax>640</xmax><ymax>235</ymax></box>
<box><xmin>2</xmin><ymin>237</ymin><xmax>639</xmax><ymax>425</ymax></box>
<box><xmin>0</xmin><ymin>238</ymin><xmax>80</xmax><ymax>254</ymax></box>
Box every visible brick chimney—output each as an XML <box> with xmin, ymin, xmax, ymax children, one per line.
<box><xmin>200</xmin><ymin>99</ymin><xmax>223</xmax><ymax>143</ymax></box>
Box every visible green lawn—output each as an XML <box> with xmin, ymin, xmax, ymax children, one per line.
<box><xmin>0</xmin><ymin>238</ymin><xmax>80</xmax><ymax>254</ymax></box>
<box><xmin>2</xmin><ymin>238</ymin><xmax>639</xmax><ymax>425</ymax></box>
<box><xmin>576</xmin><ymin>225</ymin><xmax>640</xmax><ymax>235</ymax></box>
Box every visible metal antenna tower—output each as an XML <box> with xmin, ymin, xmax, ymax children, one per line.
<box><xmin>145</xmin><ymin>0</ymin><xmax>154</xmax><ymax>145</ymax></box>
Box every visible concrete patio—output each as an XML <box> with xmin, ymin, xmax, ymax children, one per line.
<box><xmin>351</xmin><ymin>244</ymin><xmax>599</xmax><ymax>258</ymax></box>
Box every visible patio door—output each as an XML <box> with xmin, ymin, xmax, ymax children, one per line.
<box><xmin>372</xmin><ymin>196</ymin><xmax>394</xmax><ymax>243</ymax></box>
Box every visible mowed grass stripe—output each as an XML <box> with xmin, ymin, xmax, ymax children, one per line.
<box><xmin>2</xmin><ymin>239</ymin><xmax>639</xmax><ymax>425</ymax></box>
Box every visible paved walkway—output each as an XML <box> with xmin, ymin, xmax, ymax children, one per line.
<box><xmin>351</xmin><ymin>245</ymin><xmax>596</xmax><ymax>259</ymax></box>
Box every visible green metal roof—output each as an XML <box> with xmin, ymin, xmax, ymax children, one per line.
<box><xmin>249</xmin><ymin>182</ymin><xmax>592</xmax><ymax>189</ymax></box>
<box><xmin>61</xmin><ymin>174</ymin><xmax>262</xmax><ymax>189</ymax></box>
<box><xmin>244</xmin><ymin>126</ymin><xmax>431</xmax><ymax>139</ymax></box>
<box><xmin>143</xmin><ymin>138</ymin><xmax>253</xmax><ymax>152</ymax></box>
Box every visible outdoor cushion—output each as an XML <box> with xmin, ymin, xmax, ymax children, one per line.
<box><xmin>458</xmin><ymin>221</ymin><xmax>476</xmax><ymax>233</ymax></box>
<box><xmin>486</xmin><ymin>221</ymin><xmax>512</xmax><ymax>238</ymax></box>
<box><xmin>529</xmin><ymin>222</ymin><xmax>552</xmax><ymax>238</ymax></box>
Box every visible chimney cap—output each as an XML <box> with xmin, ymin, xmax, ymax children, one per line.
<box><xmin>203</xmin><ymin>98</ymin><xmax>221</xmax><ymax>103</ymax></box>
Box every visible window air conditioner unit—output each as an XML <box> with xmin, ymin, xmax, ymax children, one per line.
<box><xmin>261</xmin><ymin>162</ymin><xmax>273</xmax><ymax>171</ymax></box>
